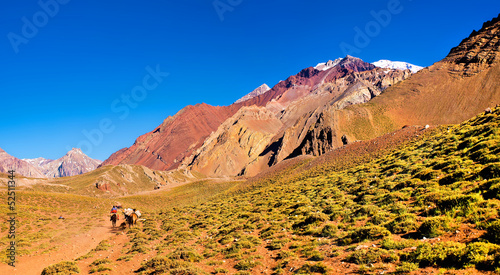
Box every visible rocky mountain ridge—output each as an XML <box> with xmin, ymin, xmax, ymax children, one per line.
<box><xmin>0</xmin><ymin>148</ymin><xmax>46</xmax><ymax>178</ymax></box>
<box><xmin>181</xmin><ymin>57</ymin><xmax>413</xmax><ymax>177</ymax></box>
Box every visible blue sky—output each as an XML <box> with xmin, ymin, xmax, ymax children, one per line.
<box><xmin>0</xmin><ymin>0</ymin><xmax>498</xmax><ymax>161</ymax></box>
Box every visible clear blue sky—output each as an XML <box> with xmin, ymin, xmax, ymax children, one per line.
<box><xmin>0</xmin><ymin>0</ymin><xmax>498</xmax><ymax>161</ymax></box>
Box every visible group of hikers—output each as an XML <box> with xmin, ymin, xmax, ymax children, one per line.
<box><xmin>110</xmin><ymin>204</ymin><xmax>141</xmax><ymax>228</ymax></box>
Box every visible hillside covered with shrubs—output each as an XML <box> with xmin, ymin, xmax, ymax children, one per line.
<box><xmin>43</xmin><ymin>107</ymin><xmax>500</xmax><ymax>274</ymax></box>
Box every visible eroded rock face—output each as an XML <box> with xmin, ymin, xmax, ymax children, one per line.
<box><xmin>182</xmin><ymin>106</ymin><xmax>283</xmax><ymax>177</ymax></box>
<box><xmin>101</xmin><ymin>56</ymin><xmax>381</xmax><ymax>173</ymax></box>
<box><xmin>186</xmin><ymin>12</ymin><xmax>500</xmax><ymax>177</ymax></box>
<box><xmin>445</xmin><ymin>15</ymin><xmax>500</xmax><ymax>77</ymax></box>
<box><xmin>100</xmin><ymin>103</ymin><xmax>241</xmax><ymax>171</ymax></box>
<box><xmin>183</xmin><ymin>57</ymin><xmax>412</xmax><ymax>176</ymax></box>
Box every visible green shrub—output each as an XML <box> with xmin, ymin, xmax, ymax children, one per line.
<box><xmin>385</xmin><ymin>213</ymin><xmax>417</xmax><ymax>234</ymax></box>
<box><xmin>463</xmin><ymin>242</ymin><xmax>500</xmax><ymax>269</ymax></box>
<box><xmin>408</xmin><ymin>241</ymin><xmax>465</xmax><ymax>267</ymax></box>
<box><xmin>295</xmin><ymin>262</ymin><xmax>329</xmax><ymax>274</ymax></box>
<box><xmin>89</xmin><ymin>258</ymin><xmax>112</xmax><ymax>266</ymax></box>
<box><xmin>370</xmin><ymin>212</ymin><xmax>392</xmax><ymax>225</ymax></box>
<box><xmin>94</xmin><ymin>240</ymin><xmax>111</xmax><ymax>251</ymax></box>
<box><xmin>41</xmin><ymin>261</ymin><xmax>80</xmax><ymax>275</ymax></box>
<box><xmin>347</xmin><ymin>248</ymin><xmax>397</xmax><ymax>265</ymax></box>
<box><xmin>117</xmin><ymin>255</ymin><xmax>133</xmax><ymax>261</ymax></box>
<box><xmin>417</xmin><ymin>216</ymin><xmax>454</xmax><ymax>238</ymax></box>
<box><xmin>355</xmin><ymin>205</ymin><xmax>380</xmax><ymax>217</ymax></box>
<box><xmin>380</xmin><ymin>237</ymin><xmax>415</xmax><ymax>250</ymax></box>
<box><xmin>293</xmin><ymin>212</ymin><xmax>329</xmax><ymax>229</ymax></box>
<box><xmin>89</xmin><ymin>265</ymin><xmax>112</xmax><ymax>273</ymax></box>
<box><xmin>276</xmin><ymin>250</ymin><xmax>295</xmax><ymax>259</ymax></box>
<box><xmin>320</xmin><ymin>224</ymin><xmax>337</xmax><ymax>237</ymax></box>
<box><xmin>234</xmin><ymin>259</ymin><xmax>260</xmax><ymax>270</ymax></box>
<box><xmin>436</xmin><ymin>194</ymin><xmax>481</xmax><ymax>215</ymax></box>
<box><xmin>138</xmin><ymin>256</ymin><xmax>206</xmax><ymax>274</ymax></box>
<box><xmin>485</xmin><ymin>220</ymin><xmax>500</xmax><ymax>244</ymax></box>
<box><xmin>482</xmin><ymin>179</ymin><xmax>500</xmax><ymax>199</ymax></box>
<box><xmin>395</xmin><ymin>262</ymin><xmax>418</xmax><ymax>273</ymax></box>
<box><xmin>306</xmin><ymin>250</ymin><xmax>325</xmax><ymax>261</ymax></box>
<box><xmin>267</xmin><ymin>238</ymin><xmax>288</xmax><ymax>250</ymax></box>
<box><xmin>414</xmin><ymin>169</ymin><xmax>439</xmax><ymax>181</ymax></box>
<box><xmin>480</xmin><ymin>163</ymin><xmax>500</xmax><ymax>179</ymax></box>
<box><xmin>214</xmin><ymin>267</ymin><xmax>229</xmax><ymax>273</ymax></box>
<box><xmin>342</xmin><ymin>226</ymin><xmax>391</xmax><ymax>244</ymax></box>
<box><xmin>168</xmin><ymin>247</ymin><xmax>203</xmax><ymax>262</ymax></box>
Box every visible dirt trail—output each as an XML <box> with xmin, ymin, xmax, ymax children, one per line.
<box><xmin>0</xmin><ymin>215</ymin><xmax>120</xmax><ymax>275</ymax></box>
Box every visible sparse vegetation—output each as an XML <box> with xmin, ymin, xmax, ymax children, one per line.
<box><xmin>41</xmin><ymin>261</ymin><xmax>80</xmax><ymax>275</ymax></box>
<box><xmin>8</xmin><ymin>107</ymin><xmax>500</xmax><ymax>274</ymax></box>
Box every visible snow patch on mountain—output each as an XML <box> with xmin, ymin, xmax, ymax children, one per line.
<box><xmin>372</xmin><ymin>60</ymin><xmax>424</xmax><ymax>73</ymax></box>
<box><xmin>22</xmin><ymin>157</ymin><xmax>54</xmax><ymax>167</ymax></box>
<box><xmin>314</xmin><ymin>58</ymin><xmax>343</xmax><ymax>71</ymax></box>
<box><xmin>235</xmin><ymin>84</ymin><xmax>271</xmax><ymax>104</ymax></box>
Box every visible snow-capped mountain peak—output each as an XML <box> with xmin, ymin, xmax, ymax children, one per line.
<box><xmin>372</xmin><ymin>60</ymin><xmax>424</xmax><ymax>73</ymax></box>
<box><xmin>21</xmin><ymin>148</ymin><xmax>102</xmax><ymax>178</ymax></box>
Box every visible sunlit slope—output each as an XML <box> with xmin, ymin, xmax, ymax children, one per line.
<box><xmin>43</xmin><ymin>107</ymin><xmax>500</xmax><ymax>274</ymax></box>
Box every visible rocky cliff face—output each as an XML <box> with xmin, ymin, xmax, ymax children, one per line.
<box><xmin>182</xmin><ymin>15</ymin><xmax>500</xmax><ymax>177</ymax></box>
<box><xmin>181</xmin><ymin>106</ymin><xmax>283</xmax><ymax>177</ymax></box>
<box><xmin>257</xmin><ymin>62</ymin><xmax>411</xmax><ymax>167</ymax></box>
<box><xmin>100</xmin><ymin>103</ymin><xmax>242</xmax><ymax>171</ymax></box>
<box><xmin>0</xmin><ymin>148</ymin><xmax>46</xmax><ymax>178</ymax></box>
<box><xmin>304</xmin><ymin>13</ymin><xmax>500</xmax><ymax>154</ymax></box>
<box><xmin>181</xmin><ymin>57</ymin><xmax>412</xmax><ymax>177</ymax></box>
<box><xmin>103</xmin><ymin>15</ymin><xmax>500</xmax><ymax>179</ymax></box>
<box><xmin>101</xmin><ymin>57</ymin><xmax>383</xmax><ymax>172</ymax></box>
<box><xmin>445</xmin><ymin>15</ymin><xmax>500</xmax><ymax>77</ymax></box>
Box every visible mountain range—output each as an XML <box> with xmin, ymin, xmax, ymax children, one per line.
<box><xmin>2</xmin><ymin>14</ymin><xmax>499</xmax><ymax>183</ymax></box>
<box><xmin>99</xmin><ymin>14</ymin><xmax>500</xmax><ymax>179</ymax></box>
<box><xmin>0</xmin><ymin>148</ymin><xmax>101</xmax><ymax>178</ymax></box>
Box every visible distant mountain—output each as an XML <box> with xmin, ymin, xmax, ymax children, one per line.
<box><xmin>22</xmin><ymin>148</ymin><xmax>102</xmax><ymax>178</ymax></box>
<box><xmin>0</xmin><ymin>148</ymin><xmax>46</xmax><ymax>178</ymax></box>
<box><xmin>372</xmin><ymin>59</ymin><xmax>424</xmax><ymax>73</ymax></box>
<box><xmin>306</xmin><ymin>14</ymin><xmax>500</xmax><ymax>152</ymax></box>
<box><xmin>102</xmin><ymin>55</ymin><xmax>411</xmax><ymax>172</ymax></box>
<box><xmin>235</xmin><ymin>84</ymin><xmax>271</xmax><ymax>104</ymax></box>
<box><xmin>22</xmin><ymin>157</ymin><xmax>54</xmax><ymax>168</ymax></box>
<box><xmin>181</xmin><ymin>56</ymin><xmax>412</xmax><ymax>177</ymax></box>
<box><xmin>102</xmin><ymin>15</ymin><xmax>500</xmax><ymax>178</ymax></box>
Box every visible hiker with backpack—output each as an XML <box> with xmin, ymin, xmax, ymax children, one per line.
<box><xmin>110</xmin><ymin>205</ymin><xmax>119</xmax><ymax>227</ymax></box>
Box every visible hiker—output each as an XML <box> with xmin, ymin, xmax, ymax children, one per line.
<box><xmin>110</xmin><ymin>206</ymin><xmax>119</xmax><ymax>222</ymax></box>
